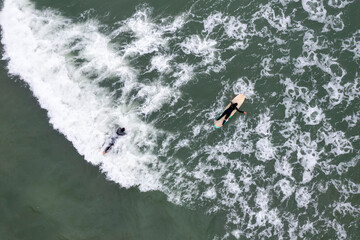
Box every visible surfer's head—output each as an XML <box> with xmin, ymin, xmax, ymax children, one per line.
<box><xmin>116</xmin><ymin>128</ymin><xmax>125</xmax><ymax>135</ymax></box>
<box><xmin>232</xmin><ymin>102</ymin><xmax>238</xmax><ymax>106</ymax></box>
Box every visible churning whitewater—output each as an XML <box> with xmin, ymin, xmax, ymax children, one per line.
<box><xmin>1</xmin><ymin>0</ymin><xmax>359</xmax><ymax>238</ymax></box>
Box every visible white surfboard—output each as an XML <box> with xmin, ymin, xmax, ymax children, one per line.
<box><xmin>214</xmin><ymin>94</ymin><xmax>246</xmax><ymax>128</ymax></box>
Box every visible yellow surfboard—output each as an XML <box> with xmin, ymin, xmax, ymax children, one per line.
<box><xmin>214</xmin><ymin>94</ymin><xmax>246</xmax><ymax>128</ymax></box>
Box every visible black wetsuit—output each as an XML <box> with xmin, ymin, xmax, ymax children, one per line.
<box><xmin>103</xmin><ymin>130</ymin><xmax>126</xmax><ymax>154</ymax></box>
<box><xmin>216</xmin><ymin>103</ymin><xmax>244</xmax><ymax>125</ymax></box>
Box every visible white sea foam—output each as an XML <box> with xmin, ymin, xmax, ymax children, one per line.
<box><xmin>343</xmin><ymin>78</ymin><xmax>360</xmax><ymax>105</ymax></box>
<box><xmin>280</xmin><ymin>117</ymin><xmax>299</xmax><ymax>139</ymax></box>
<box><xmin>256</xmin><ymin>138</ymin><xmax>277</xmax><ymax>161</ymax></box>
<box><xmin>302</xmin><ymin>105</ymin><xmax>325</xmax><ymax>125</ymax></box>
<box><xmin>301</xmin><ymin>0</ymin><xmax>327</xmax><ymax>23</ymax></box>
<box><xmin>280</xmin><ymin>77</ymin><xmax>324</xmax><ymax>126</ymax></box>
<box><xmin>2</xmin><ymin>0</ymin><xmax>359</xmax><ymax>238</ymax></box>
<box><xmin>321</xmin><ymin>131</ymin><xmax>353</xmax><ymax>156</ymax></box>
<box><xmin>332</xmin><ymin>201</ymin><xmax>360</xmax><ymax>217</ymax></box>
<box><xmin>180</xmin><ymin>35</ymin><xmax>218</xmax><ymax>65</ymax></box>
<box><xmin>223</xmin><ymin>172</ymin><xmax>241</xmax><ymax>198</ymax></box>
<box><xmin>0</xmin><ymin>0</ymin><xmax>173</xmax><ymax>193</ymax></box>
<box><xmin>297</xmin><ymin>132</ymin><xmax>320</xmax><ymax>183</ymax></box>
<box><xmin>257</xmin><ymin>3</ymin><xmax>291</xmax><ymax>31</ymax></box>
<box><xmin>275</xmin><ymin>179</ymin><xmax>295</xmax><ymax>202</ymax></box>
<box><xmin>332</xmin><ymin>179</ymin><xmax>360</xmax><ymax>195</ymax></box>
<box><xmin>255</xmin><ymin>188</ymin><xmax>270</xmax><ymax>225</ymax></box>
<box><xmin>332</xmin><ymin>220</ymin><xmax>347</xmax><ymax>239</ymax></box>
<box><xmin>231</xmin><ymin>229</ymin><xmax>241</xmax><ymax>239</ymax></box>
<box><xmin>328</xmin><ymin>0</ymin><xmax>353</xmax><ymax>8</ymax></box>
<box><xmin>299</xmin><ymin>220</ymin><xmax>317</xmax><ymax>238</ymax></box>
<box><xmin>244</xmin><ymin>188</ymin><xmax>284</xmax><ymax>237</ymax></box>
<box><xmin>342</xmin><ymin>30</ymin><xmax>360</xmax><ymax>60</ymax></box>
<box><xmin>322</xmin><ymin>13</ymin><xmax>344</xmax><ymax>32</ymax></box>
<box><xmin>317</xmin><ymin>181</ymin><xmax>328</xmax><ymax>193</ymax></box>
<box><xmin>148</xmin><ymin>54</ymin><xmax>173</xmax><ymax>73</ymax></box>
<box><xmin>224</xmin><ymin>16</ymin><xmax>248</xmax><ymax>39</ymax></box>
<box><xmin>172</xmin><ymin>63</ymin><xmax>194</xmax><ymax>88</ymax></box>
<box><xmin>111</xmin><ymin>7</ymin><xmax>186</xmax><ymax>68</ymax></box>
<box><xmin>281</xmin><ymin>78</ymin><xmax>312</xmax><ymax>102</ymax></box>
<box><xmin>255</xmin><ymin>109</ymin><xmax>272</xmax><ymax>136</ymax></box>
<box><xmin>163</xmin><ymin>14</ymin><xmax>187</xmax><ymax>33</ymax></box>
<box><xmin>295</xmin><ymin>187</ymin><xmax>311</xmax><ymax>208</ymax></box>
<box><xmin>260</xmin><ymin>56</ymin><xmax>274</xmax><ymax>77</ymax></box>
<box><xmin>203</xmin><ymin>13</ymin><xmax>249</xmax><ymax>50</ymax></box>
<box><xmin>109</xmin><ymin>9</ymin><xmax>193</xmax><ymax>113</ymax></box>
<box><xmin>115</xmin><ymin>8</ymin><xmax>166</xmax><ymax>56</ymax></box>
<box><xmin>275</xmin><ymin>158</ymin><xmax>294</xmax><ymax>178</ymax></box>
<box><xmin>276</xmin><ymin>56</ymin><xmax>290</xmax><ymax>64</ymax></box>
<box><xmin>203</xmin><ymin>187</ymin><xmax>217</xmax><ymax>200</ymax></box>
<box><xmin>279</xmin><ymin>0</ymin><xmax>300</xmax><ymax>6</ymax></box>
<box><xmin>294</xmin><ymin>31</ymin><xmax>346</xmax><ymax>79</ymax></box>
<box><xmin>232</xmin><ymin>77</ymin><xmax>255</xmax><ymax>99</ymax></box>
<box><xmin>286</xmin><ymin>214</ymin><xmax>299</xmax><ymax>240</ymax></box>
<box><xmin>342</xmin><ymin>113</ymin><xmax>359</xmax><ymax>128</ymax></box>
<box><xmin>323</xmin><ymin>80</ymin><xmax>344</xmax><ymax>106</ymax></box>
<box><xmin>203</xmin><ymin>12</ymin><xmax>224</xmax><ymax>34</ymax></box>
<box><xmin>137</xmin><ymin>83</ymin><xmax>175</xmax><ymax>115</ymax></box>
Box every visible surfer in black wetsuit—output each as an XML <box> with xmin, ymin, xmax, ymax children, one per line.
<box><xmin>103</xmin><ymin>128</ymin><xmax>126</xmax><ymax>155</ymax></box>
<box><xmin>216</xmin><ymin>102</ymin><xmax>246</xmax><ymax>125</ymax></box>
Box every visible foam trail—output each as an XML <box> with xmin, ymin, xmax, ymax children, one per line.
<box><xmin>0</xmin><ymin>0</ymin><xmax>166</xmax><ymax>192</ymax></box>
<box><xmin>116</xmin><ymin>8</ymin><xmax>167</xmax><ymax>57</ymax></box>
<box><xmin>275</xmin><ymin>179</ymin><xmax>295</xmax><ymax>202</ymax></box>
<box><xmin>232</xmin><ymin>77</ymin><xmax>255</xmax><ymax>99</ymax></box>
<box><xmin>323</xmin><ymin>13</ymin><xmax>344</xmax><ymax>32</ymax></box>
<box><xmin>297</xmin><ymin>132</ymin><xmax>320</xmax><ymax>183</ymax></box>
<box><xmin>328</xmin><ymin>0</ymin><xmax>353</xmax><ymax>8</ymax></box>
<box><xmin>2</xmin><ymin>0</ymin><xmax>360</xmax><ymax>239</ymax></box>
<box><xmin>295</xmin><ymin>187</ymin><xmax>311</xmax><ymax>208</ymax></box>
<box><xmin>180</xmin><ymin>35</ymin><xmax>218</xmax><ymax>65</ymax></box>
<box><xmin>342</xmin><ymin>30</ymin><xmax>360</xmax><ymax>60</ymax></box>
<box><xmin>302</xmin><ymin>0</ymin><xmax>327</xmax><ymax>23</ymax></box>
<box><xmin>203</xmin><ymin>12</ymin><xmax>251</xmax><ymax>50</ymax></box>
<box><xmin>257</xmin><ymin>3</ymin><xmax>291</xmax><ymax>31</ymax></box>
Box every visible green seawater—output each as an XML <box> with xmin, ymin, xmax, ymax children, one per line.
<box><xmin>1</xmin><ymin>0</ymin><xmax>360</xmax><ymax>239</ymax></box>
<box><xmin>0</xmin><ymin>59</ymin><xmax>211</xmax><ymax>239</ymax></box>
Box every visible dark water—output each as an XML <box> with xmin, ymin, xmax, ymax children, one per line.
<box><xmin>0</xmin><ymin>57</ymin><xmax>211</xmax><ymax>239</ymax></box>
<box><xmin>1</xmin><ymin>0</ymin><xmax>359</xmax><ymax>239</ymax></box>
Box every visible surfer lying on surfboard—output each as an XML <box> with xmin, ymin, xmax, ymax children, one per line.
<box><xmin>216</xmin><ymin>102</ymin><xmax>246</xmax><ymax>125</ymax></box>
<box><xmin>102</xmin><ymin>127</ymin><xmax>126</xmax><ymax>155</ymax></box>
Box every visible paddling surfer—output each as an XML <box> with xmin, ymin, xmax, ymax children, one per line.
<box><xmin>215</xmin><ymin>102</ymin><xmax>246</xmax><ymax>126</ymax></box>
<box><xmin>102</xmin><ymin>128</ymin><xmax>126</xmax><ymax>155</ymax></box>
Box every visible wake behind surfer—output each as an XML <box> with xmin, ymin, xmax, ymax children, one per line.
<box><xmin>103</xmin><ymin>127</ymin><xmax>126</xmax><ymax>155</ymax></box>
<box><xmin>216</xmin><ymin>101</ymin><xmax>246</xmax><ymax>126</ymax></box>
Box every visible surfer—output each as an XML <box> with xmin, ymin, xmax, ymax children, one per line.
<box><xmin>216</xmin><ymin>102</ymin><xmax>246</xmax><ymax>125</ymax></box>
<box><xmin>102</xmin><ymin>128</ymin><xmax>126</xmax><ymax>155</ymax></box>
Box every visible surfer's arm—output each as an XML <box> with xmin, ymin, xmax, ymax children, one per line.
<box><xmin>235</xmin><ymin>107</ymin><xmax>246</xmax><ymax>114</ymax></box>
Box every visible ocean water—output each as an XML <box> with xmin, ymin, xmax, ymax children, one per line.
<box><xmin>0</xmin><ymin>0</ymin><xmax>359</xmax><ymax>239</ymax></box>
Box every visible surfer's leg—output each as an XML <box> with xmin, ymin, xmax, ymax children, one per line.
<box><xmin>216</xmin><ymin>111</ymin><xmax>227</xmax><ymax>121</ymax></box>
<box><xmin>104</xmin><ymin>143</ymin><xmax>114</xmax><ymax>153</ymax></box>
<box><xmin>222</xmin><ymin>111</ymin><xmax>232</xmax><ymax>125</ymax></box>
